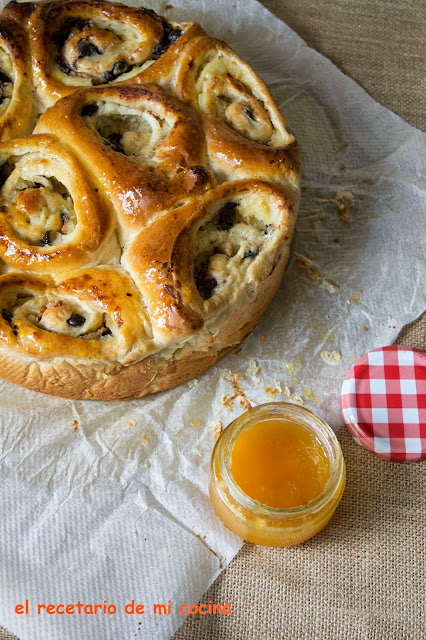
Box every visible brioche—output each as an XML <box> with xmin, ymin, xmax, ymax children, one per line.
<box><xmin>0</xmin><ymin>0</ymin><xmax>300</xmax><ymax>400</ymax></box>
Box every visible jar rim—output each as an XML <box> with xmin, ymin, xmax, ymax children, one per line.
<box><xmin>212</xmin><ymin>401</ymin><xmax>345</xmax><ymax>520</ymax></box>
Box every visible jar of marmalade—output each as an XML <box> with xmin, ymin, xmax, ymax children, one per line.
<box><xmin>209</xmin><ymin>402</ymin><xmax>345</xmax><ymax>546</ymax></box>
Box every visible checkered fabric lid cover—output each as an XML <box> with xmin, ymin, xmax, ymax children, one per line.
<box><xmin>340</xmin><ymin>346</ymin><xmax>426</xmax><ymax>462</ymax></box>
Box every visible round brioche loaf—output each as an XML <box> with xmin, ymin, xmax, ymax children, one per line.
<box><xmin>0</xmin><ymin>0</ymin><xmax>300</xmax><ymax>400</ymax></box>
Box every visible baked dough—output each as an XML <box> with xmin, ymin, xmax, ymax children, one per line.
<box><xmin>0</xmin><ymin>0</ymin><xmax>300</xmax><ymax>400</ymax></box>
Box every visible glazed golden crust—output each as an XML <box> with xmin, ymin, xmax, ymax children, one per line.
<box><xmin>28</xmin><ymin>0</ymin><xmax>196</xmax><ymax>107</ymax></box>
<box><xmin>36</xmin><ymin>84</ymin><xmax>213</xmax><ymax>233</ymax></box>
<box><xmin>0</xmin><ymin>134</ymin><xmax>118</xmax><ymax>272</ymax></box>
<box><xmin>0</xmin><ymin>12</ymin><xmax>36</xmax><ymax>141</ymax></box>
<box><xmin>0</xmin><ymin>0</ymin><xmax>300</xmax><ymax>400</ymax></box>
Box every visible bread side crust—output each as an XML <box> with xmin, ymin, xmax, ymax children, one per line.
<box><xmin>0</xmin><ymin>246</ymin><xmax>288</xmax><ymax>400</ymax></box>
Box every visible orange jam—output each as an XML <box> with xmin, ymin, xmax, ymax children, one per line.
<box><xmin>230</xmin><ymin>419</ymin><xmax>330</xmax><ymax>509</ymax></box>
<box><xmin>209</xmin><ymin>403</ymin><xmax>345</xmax><ymax>547</ymax></box>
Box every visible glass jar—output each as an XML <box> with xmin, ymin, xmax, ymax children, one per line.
<box><xmin>209</xmin><ymin>402</ymin><xmax>345</xmax><ymax>546</ymax></box>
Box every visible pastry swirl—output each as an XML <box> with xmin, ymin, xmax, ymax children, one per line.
<box><xmin>0</xmin><ymin>134</ymin><xmax>118</xmax><ymax>273</ymax></box>
<box><xmin>28</xmin><ymin>0</ymin><xmax>196</xmax><ymax>107</ymax></box>
<box><xmin>0</xmin><ymin>11</ymin><xmax>35</xmax><ymax>140</ymax></box>
<box><xmin>0</xmin><ymin>0</ymin><xmax>300</xmax><ymax>400</ymax></box>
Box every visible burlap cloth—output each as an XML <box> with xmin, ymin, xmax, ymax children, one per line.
<box><xmin>1</xmin><ymin>1</ymin><xmax>425</xmax><ymax>639</ymax></box>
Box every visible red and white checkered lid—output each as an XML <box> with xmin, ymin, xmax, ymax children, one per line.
<box><xmin>340</xmin><ymin>346</ymin><xmax>426</xmax><ymax>462</ymax></box>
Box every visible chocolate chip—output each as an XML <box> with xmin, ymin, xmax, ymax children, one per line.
<box><xmin>103</xmin><ymin>59</ymin><xmax>131</xmax><ymax>83</ymax></box>
<box><xmin>187</xmin><ymin>165</ymin><xmax>210</xmax><ymax>185</ymax></box>
<box><xmin>139</xmin><ymin>7</ymin><xmax>160</xmax><ymax>20</ymax></box>
<box><xmin>243</xmin><ymin>107</ymin><xmax>254</xmax><ymax>120</ymax></box>
<box><xmin>81</xmin><ymin>102</ymin><xmax>98</xmax><ymax>117</ymax></box>
<box><xmin>33</xmin><ymin>182</ymin><xmax>43</xmax><ymax>189</ymax></box>
<box><xmin>0</xmin><ymin>70</ymin><xmax>10</xmax><ymax>85</ymax></box>
<box><xmin>151</xmin><ymin>23</ymin><xmax>183</xmax><ymax>59</ymax></box>
<box><xmin>244</xmin><ymin>249</ymin><xmax>259</xmax><ymax>259</ymax></box>
<box><xmin>107</xmin><ymin>133</ymin><xmax>124</xmax><ymax>154</ymax></box>
<box><xmin>57</xmin><ymin>57</ymin><xmax>73</xmax><ymax>75</ymax></box>
<box><xmin>217</xmin><ymin>201</ymin><xmax>238</xmax><ymax>231</ymax></box>
<box><xmin>164</xmin><ymin>284</ymin><xmax>179</xmax><ymax>300</ymax></box>
<box><xmin>41</xmin><ymin>230</ymin><xmax>53</xmax><ymax>246</ymax></box>
<box><xmin>77</xmin><ymin>39</ymin><xmax>101</xmax><ymax>59</ymax></box>
<box><xmin>101</xmin><ymin>325</ymin><xmax>112</xmax><ymax>336</ymax></box>
<box><xmin>126</xmin><ymin>292</ymin><xmax>132</xmax><ymax>297</ymax></box>
<box><xmin>198</xmin><ymin>278</ymin><xmax>217</xmax><ymax>300</ymax></box>
<box><xmin>60</xmin><ymin>211</ymin><xmax>68</xmax><ymax>224</ymax></box>
<box><xmin>1</xmin><ymin>309</ymin><xmax>13</xmax><ymax>323</ymax></box>
<box><xmin>67</xmin><ymin>313</ymin><xmax>86</xmax><ymax>327</ymax></box>
<box><xmin>13</xmin><ymin>328</ymin><xmax>18</xmax><ymax>336</ymax></box>
<box><xmin>54</xmin><ymin>18</ymin><xmax>90</xmax><ymax>48</ymax></box>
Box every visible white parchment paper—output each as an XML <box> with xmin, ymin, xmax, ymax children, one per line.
<box><xmin>1</xmin><ymin>1</ymin><xmax>425</xmax><ymax>639</ymax></box>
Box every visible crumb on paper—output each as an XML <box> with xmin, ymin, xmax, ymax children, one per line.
<box><xmin>308</xmin><ymin>321</ymin><xmax>320</xmax><ymax>329</ymax></box>
<box><xmin>194</xmin><ymin>448</ymin><xmax>202</xmax><ymax>457</ymax></box>
<box><xmin>302</xmin><ymin>183</ymin><xmax>310</xmax><ymax>191</ymax></box>
<box><xmin>265</xmin><ymin>379</ymin><xmax>282</xmax><ymax>396</ymax></box>
<box><xmin>190</xmin><ymin>417</ymin><xmax>202</xmax><ymax>428</ymax></box>
<box><xmin>126</xmin><ymin>420</ymin><xmax>135</xmax><ymax>427</ymax></box>
<box><xmin>320</xmin><ymin>349</ymin><xmax>342</xmax><ymax>366</ymax></box>
<box><xmin>347</xmin><ymin>355</ymin><xmax>357</xmax><ymax>363</ymax></box>
<box><xmin>316</xmin><ymin>190</ymin><xmax>355</xmax><ymax>222</ymax></box>
<box><xmin>141</xmin><ymin>434</ymin><xmax>148</xmax><ymax>446</ymax></box>
<box><xmin>222</xmin><ymin>370</ymin><xmax>251</xmax><ymax>411</ymax></box>
<box><xmin>285</xmin><ymin>361</ymin><xmax>295</xmax><ymax>374</ymax></box>
<box><xmin>175</xmin><ymin>428</ymin><xmax>183</xmax><ymax>435</ymax></box>
<box><xmin>320</xmin><ymin>278</ymin><xmax>340</xmax><ymax>293</ymax></box>
<box><xmin>165</xmin><ymin>3</ymin><xmax>173</xmax><ymax>9</ymax></box>
<box><xmin>260</xmin><ymin>335</ymin><xmax>266</xmax><ymax>345</ymax></box>
<box><xmin>296</xmin><ymin>255</ymin><xmax>322</xmax><ymax>281</ymax></box>
<box><xmin>295</xmin><ymin>358</ymin><xmax>303</xmax><ymax>370</ymax></box>
<box><xmin>352</xmin><ymin>292</ymin><xmax>361</xmax><ymax>304</ymax></box>
<box><xmin>296</xmin><ymin>255</ymin><xmax>340</xmax><ymax>293</ymax></box>
<box><xmin>234</xmin><ymin>347</ymin><xmax>242</xmax><ymax>355</ymax></box>
<box><xmin>188</xmin><ymin>378</ymin><xmax>198</xmax><ymax>389</ymax></box>
<box><xmin>335</xmin><ymin>190</ymin><xmax>355</xmax><ymax>222</ymax></box>
<box><xmin>245</xmin><ymin>359</ymin><xmax>260</xmax><ymax>384</ymax></box>
<box><xmin>72</xmin><ymin>419</ymin><xmax>78</xmax><ymax>431</ymax></box>
<box><xmin>211</xmin><ymin>420</ymin><xmax>223</xmax><ymax>439</ymax></box>
<box><xmin>282</xmin><ymin>386</ymin><xmax>304</xmax><ymax>404</ymax></box>
<box><xmin>292</xmin><ymin>377</ymin><xmax>300</xmax><ymax>386</ymax></box>
<box><xmin>363</xmin><ymin>326</ymin><xmax>369</xmax><ymax>331</ymax></box>
<box><xmin>303</xmin><ymin>387</ymin><xmax>320</xmax><ymax>404</ymax></box>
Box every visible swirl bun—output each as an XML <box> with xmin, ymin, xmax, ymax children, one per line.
<box><xmin>0</xmin><ymin>9</ymin><xmax>35</xmax><ymax>140</ymax></box>
<box><xmin>0</xmin><ymin>0</ymin><xmax>300</xmax><ymax>400</ymax></box>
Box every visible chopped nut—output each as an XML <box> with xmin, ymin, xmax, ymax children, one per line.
<box><xmin>190</xmin><ymin>417</ymin><xmax>202</xmax><ymax>428</ymax></box>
